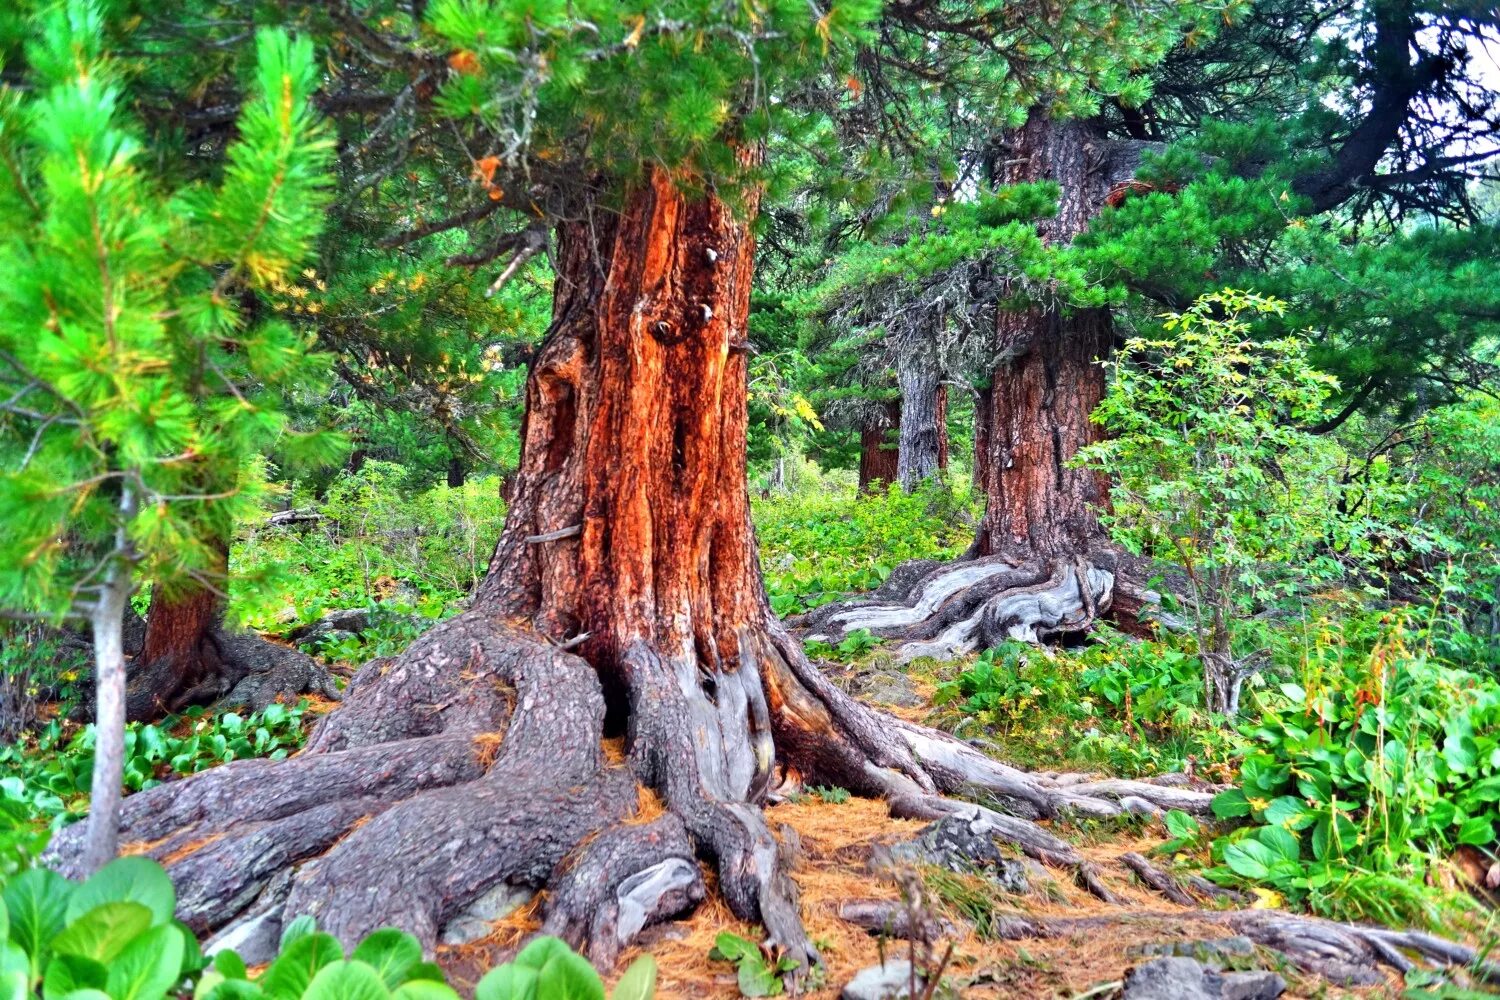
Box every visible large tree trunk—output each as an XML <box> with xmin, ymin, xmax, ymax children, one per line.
<box><xmin>856</xmin><ymin>399</ymin><xmax>900</xmax><ymax>493</ymax></box>
<box><xmin>123</xmin><ymin>535</ymin><xmax>337</xmax><ymax>722</ymax></box>
<box><xmin>895</xmin><ymin>335</ymin><xmax>946</xmax><ymax>492</ymax></box>
<box><xmin>47</xmin><ymin>166</ymin><xmax>1213</xmax><ymax>971</ymax></box>
<box><xmin>801</xmin><ymin>111</ymin><xmax>1123</xmax><ymax>659</ymax></box>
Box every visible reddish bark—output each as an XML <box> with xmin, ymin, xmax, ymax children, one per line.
<box><xmin>973</xmin><ymin>112</ymin><xmax>1112</xmax><ymax>560</ymax></box>
<box><xmin>856</xmin><ymin>400</ymin><xmax>900</xmax><ymax>493</ymax></box>
<box><xmin>973</xmin><ymin>382</ymin><xmax>993</xmax><ymax>490</ymax></box>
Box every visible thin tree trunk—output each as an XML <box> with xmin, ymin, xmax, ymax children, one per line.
<box><xmin>82</xmin><ymin>487</ymin><xmax>136</xmax><ymax>875</ymax></box>
<box><xmin>857</xmin><ymin>400</ymin><xmax>900</xmax><ymax>493</ymax></box>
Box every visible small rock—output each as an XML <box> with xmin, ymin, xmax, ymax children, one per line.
<box><xmin>853</xmin><ymin>671</ymin><xmax>924</xmax><ymax>709</ymax></box>
<box><xmin>204</xmin><ymin>910</ymin><xmax>281</xmax><ymax>966</ymax></box>
<box><xmin>1123</xmin><ymin>957</ymin><xmax>1219</xmax><ymax>1000</ymax></box>
<box><xmin>885</xmin><ymin>816</ymin><xmax>1029</xmax><ymax>893</ymax></box>
<box><xmin>1122</xmin><ymin>957</ymin><xmax>1284</xmax><ymax>1000</ymax></box>
<box><xmin>841</xmin><ymin>960</ymin><xmax>922</xmax><ymax>1000</ymax></box>
<box><xmin>287</xmin><ymin>607</ymin><xmax>370</xmax><ymax>644</ymax></box>
<box><xmin>439</xmin><ymin>882</ymin><xmax>534</xmax><ymax>945</ymax></box>
<box><xmin>1221</xmin><ymin>971</ymin><xmax>1286</xmax><ymax>1000</ymax></box>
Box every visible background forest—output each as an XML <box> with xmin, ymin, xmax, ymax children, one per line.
<box><xmin>0</xmin><ymin>0</ymin><xmax>1497</xmax><ymax>998</ymax></box>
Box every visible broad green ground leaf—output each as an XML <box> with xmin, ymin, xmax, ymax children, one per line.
<box><xmin>43</xmin><ymin>954</ymin><xmax>107</xmax><ymax>999</ymax></box>
<box><xmin>259</xmin><ymin>932</ymin><xmax>344</xmax><ymax>1000</ymax></box>
<box><xmin>391</xmin><ymin>982</ymin><xmax>460</xmax><ymax>1000</ymax></box>
<box><xmin>474</xmin><ymin>965</ymin><xmax>539</xmax><ymax>1000</ymax></box>
<box><xmin>51</xmin><ymin>903</ymin><xmax>153</xmax><ymax>963</ymax></box>
<box><xmin>4</xmin><ymin>868</ymin><xmax>71</xmax><ymax>975</ymax></box>
<box><xmin>610</xmin><ymin>956</ymin><xmax>656</xmax><ymax>1000</ymax></box>
<box><xmin>302</xmin><ymin>962</ymin><xmax>393</xmax><ymax>1000</ymax></box>
<box><xmin>105</xmin><ymin>924</ymin><xmax>184</xmax><ymax>1000</ymax></box>
<box><xmin>67</xmin><ymin>858</ymin><xmax>175</xmax><ymax>927</ymax></box>
<box><xmin>351</xmin><ymin>929</ymin><xmax>422</xmax><ymax>988</ymax></box>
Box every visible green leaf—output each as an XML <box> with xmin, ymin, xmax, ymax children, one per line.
<box><xmin>4</xmin><ymin>867</ymin><xmax>71</xmax><ymax>973</ymax></box>
<box><xmin>474</xmin><ymin>966</ymin><xmax>538</xmax><ymax>1000</ymax></box>
<box><xmin>43</xmin><ymin>954</ymin><xmax>108</xmax><ymax>1000</ymax></box>
<box><xmin>1163</xmin><ymin>810</ymin><xmax>1199</xmax><ymax>840</ymax></box>
<box><xmin>279</xmin><ymin>915</ymin><xmax>316</xmax><ymax>951</ymax></box>
<box><xmin>609</xmin><ymin>956</ymin><xmax>655</xmax><ymax>1000</ymax></box>
<box><xmin>212</xmin><ymin>951</ymin><xmax>248</xmax><ymax>980</ymax></box>
<box><xmin>1257</xmin><ymin>825</ymin><xmax>1301</xmax><ymax>864</ymax></box>
<box><xmin>512</xmin><ymin>936</ymin><xmax>604</xmax><ymax>1000</ymax></box>
<box><xmin>1457</xmin><ymin>816</ymin><xmax>1495</xmax><ymax>847</ymax></box>
<box><xmin>1223</xmin><ymin>838</ymin><xmax>1276</xmax><ymax>880</ymax></box>
<box><xmin>105</xmin><ymin>924</ymin><xmax>184</xmax><ymax>1000</ymax></box>
<box><xmin>0</xmin><ymin>971</ymin><xmax>26</xmax><ymax>1000</ymax></box>
<box><xmin>391</xmin><ymin>982</ymin><xmax>460</xmax><ymax>1000</ymax></box>
<box><xmin>259</xmin><ymin>932</ymin><xmax>344</xmax><ymax>1000</ymax></box>
<box><xmin>351</xmin><ymin>929</ymin><xmax>422</xmax><ymax>988</ymax></box>
<box><xmin>68</xmin><ymin>858</ymin><xmax>175</xmax><ymax>927</ymax></box>
<box><xmin>51</xmin><ymin>902</ymin><xmax>154</xmax><ymax>963</ymax></box>
<box><xmin>1210</xmin><ymin>788</ymin><xmax>1252</xmax><ymax>819</ymax></box>
<box><xmin>301</xmin><ymin>962</ymin><xmax>392</xmax><ymax>1000</ymax></box>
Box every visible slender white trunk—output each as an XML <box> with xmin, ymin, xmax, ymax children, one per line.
<box><xmin>80</xmin><ymin>486</ymin><xmax>135</xmax><ymax>875</ymax></box>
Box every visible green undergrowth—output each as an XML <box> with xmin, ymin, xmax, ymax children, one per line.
<box><xmin>930</xmin><ymin>632</ymin><xmax>1249</xmax><ymax>779</ymax></box>
<box><xmin>0</xmin><ymin>702</ymin><xmax>315</xmax><ymax>873</ymax></box>
<box><xmin>753</xmin><ymin>479</ymin><xmax>977</xmax><ymax>616</ymax></box>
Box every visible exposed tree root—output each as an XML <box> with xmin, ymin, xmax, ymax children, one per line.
<box><xmin>796</xmin><ymin>553</ymin><xmax>1118</xmax><ymax>661</ymax></box>
<box><xmin>46</xmin><ymin>604</ymin><xmax>1227</xmax><ymax>971</ymax></box>
<box><xmin>124</xmin><ymin>626</ymin><xmax>341</xmax><ymax>721</ymax></box>
<box><xmin>991</xmin><ymin>907</ymin><xmax>1500</xmax><ymax>988</ymax></box>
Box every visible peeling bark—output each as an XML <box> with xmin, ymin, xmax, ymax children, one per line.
<box><xmin>896</xmin><ymin>335</ymin><xmax>945</xmax><ymax>492</ymax></box>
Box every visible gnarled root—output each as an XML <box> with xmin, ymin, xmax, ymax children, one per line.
<box><xmin>795</xmin><ymin>553</ymin><xmax>1115</xmax><ymax>661</ymax></box>
<box><xmin>991</xmin><ymin>908</ymin><xmax>1500</xmax><ymax>988</ymax></box>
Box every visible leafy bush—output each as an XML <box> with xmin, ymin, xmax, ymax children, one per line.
<box><xmin>1080</xmin><ymin>290</ymin><xmax>1413</xmax><ymax>715</ymax></box>
<box><xmin>1205</xmin><ymin>609</ymin><xmax>1500</xmax><ymax>927</ymax></box>
<box><xmin>755</xmin><ymin>481</ymin><xmax>974</xmax><ymax>615</ymax></box>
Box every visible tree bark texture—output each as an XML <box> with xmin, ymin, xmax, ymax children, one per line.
<box><xmin>857</xmin><ymin>400</ymin><xmax>900</xmax><ymax>493</ymax></box>
<box><xmin>974</xmin><ymin>111</ymin><xmax>1113</xmax><ymax>560</ymax></box>
<box><xmin>895</xmin><ymin>335</ymin><xmax>945</xmax><ymax>492</ymax></box>
<box><xmin>48</xmin><ymin>166</ymin><xmax>1217</xmax><ymax>971</ymax></box>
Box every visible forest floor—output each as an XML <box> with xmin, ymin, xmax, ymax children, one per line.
<box><xmin>420</xmin><ymin>658</ymin><xmax>1404</xmax><ymax>1000</ymax></box>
